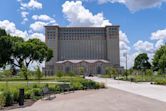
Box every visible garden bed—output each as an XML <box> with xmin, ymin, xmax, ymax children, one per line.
<box><xmin>1</xmin><ymin>99</ymin><xmax>35</xmax><ymax>111</ymax></box>
<box><xmin>0</xmin><ymin>76</ymin><xmax>105</xmax><ymax>109</ymax></box>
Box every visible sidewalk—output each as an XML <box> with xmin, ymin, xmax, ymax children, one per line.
<box><xmin>9</xmin><ymin>89</ymin><xmax>166</xmax><ymax>111</ymax></box>
<box><xmin>87</xmin><ymin>77</ymin><xmax>166</xmax><ymax>102</ymax></box>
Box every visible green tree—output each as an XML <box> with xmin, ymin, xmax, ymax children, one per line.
<box><xmin>153</xmin><ymin>45</ymin><xmax>166</xmax><ymax>74</ymax></box>
<box><xmin>104</xmin><ymin>67</ymin><xmax>112</xmax><ymax>78</ymax></box>
<box><xmin>19</xmin><ymin>65</ymin><xmax>30</xmax><ymax>80</ymax></box>
<box><xmin>0</xmin><ymin>36</ymin><xmax>13</xmax><ymax>68</ymax></box>
<box><xmin>111</xmin><ymin>67</ymin><xmax>118</xmax><ymax>79</ymax></box>
<box><xmin>56</xmin><ymin>71</ymin><xmax>64</xmax><ymax>78</ymax></box>
<box><xmin>0</xmin><ymin>28</ymin><xmax>7</xmax><ymax>37</ymax></box>
<box><xmin>35</xmin><ymin>66</ymin><xmax>43</xmax><ymax>82</ymax></box>
<box><xmin>105</xmin><ymin>67</ymin><xmax>111</xmax><ymax>74</ymax></box>
<box><xmin>0</xmin><ymin>29</ymin><xmax>53</xmax><ymax>70</ymax></box>
<box><xmin>133</xmin><ymin>53</ymin><xmax>151</xmax><ymax>71</ymax></box>
<box><xmin>128</xmin><ymin>68</ymin><xmax>134</xmax><ymax>75</ymax></box>
<box><xmin>67</xmin><ymin>71</ymin><xmax>76</xmax><ymax>77</ymax></box>
<box><xmin>12</xmin><ymin>38</ymin><xmax>53</xmax><ymax>69</ymax></box>
<box><xmin>2</xmin><ymin>70</ymin><xmax>12</xmax><ymax>88</ymax></box>
<box><xmin>79</xmin><ymin>67</ymin><xmax>85</xmax><ymax>75</ymax></box>
<box><xmin>145</xmin><ymin>69</ymin><xmax>153</xmax><ymax>76</ymax></box>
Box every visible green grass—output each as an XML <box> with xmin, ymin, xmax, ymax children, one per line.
<box><xmin>0</xmin><ymin>76</ymin><xmax>55</xmax><ymax>81</ymax></box>
<box><xmin>116</xmin><ymin>74</ymin><xmax>166</xmax><ymax>85</ymax></box>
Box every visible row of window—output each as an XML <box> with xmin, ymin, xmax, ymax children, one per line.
<box><xmin>47</xmin><ymin>37</ymin><xmax>106</xmax><ymax>40</ymax></box>
<box><xmin>46</xmin><ymin>28</ymin><xmax>117</xmax><ymax>33</ymax></box>
<box><xmin>58</xmin><ymin>37</ymin><xmax>106</xmax><ymax>40</ymax></box>
<box><xmin>60</xmin><ymin>29</ymin><xmax>105</xmax><ymax>32</ymax></box>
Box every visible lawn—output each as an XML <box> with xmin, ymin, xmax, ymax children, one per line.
<box><xmin>100</xmin><ymin>73</ymin><xmax>166</xmax><ymax>85</ymax></box>
<box><xmin>116</xmin><ymin>74</ymin><xmax>166</xmax><ymax>85</ymax></box>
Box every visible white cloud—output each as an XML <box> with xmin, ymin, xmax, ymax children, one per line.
<box><xmin>134</xmin><ymin>40</ymin><xmax>154</xmax><ymax>53</ymax></box>
<box><xmin>30</xmin><ymin>33</ymin><xmax>45</xmax><ymax>42</ymax></box>
<box><xmin>119</xmin><ymin>30</ymin><xmax>129</xmax><ymax>44</ymax></box>
<box><xmin>98</xmin><ymin>0</ymin><xmax>125</xmax><ymax>4</ymax></box>
<box><xmin>21</xmin><ymin>11</ymin><xmax>29</xmax><ymax>18</ymax></box>
<box><xmin>17</xmin><ymin>0</ymin><xmax>43</xmax><ymax>23</ymax></box>
<box><xmin>0</xmin><ymin>20</ymin><xmax>45</xmax><ymax>42</ymax></box>
<box><xmin>28</xmin><ymin>0</ymin><xmax>42</xmax><ymax>9</ymax></box>
<box><xmin>18</xmin><ymin>0</ymin><xmax>42</xmax><ymax>10</ymax></box>
<box><xmin>151</xmin><ymin>28</ymin><xmax>166</xmax><ymax>40</ymax></box>
<box><xmin>32</xmin><ymin>15</ymin><xmax>56</xmax><ymax>24</ymax></box>
<box><xmin>30</xmin><ymin>21</ymin><xmax>47</xmax><ymax>32</ymax></box>
<box><xmin>0</xmin><ymin>20</ymin><xmax>28</xmax><ymax>38</ymax></box>
<box><xmin>97</xmin><ymin>0</ymin><xmax>166</xmax><ymax>12</ymax></box>
<box><xmin>62</xmin><ymin>1</ymin><xmax>111</xmax><ymax>27</ymax></box>
<box><xmin>119</xmin><ymin>31</ymin><xmax>131</xmax><ymax>68</ymax></box>
<box><xmin>21</xmin><ymin>11</ymin><xmax>29</xmax><ymax>24</ymax></box>
<box><xmin>155</xmin><ymin>39</ymin><xmax>164</xmax><ymax>49</ymax></box>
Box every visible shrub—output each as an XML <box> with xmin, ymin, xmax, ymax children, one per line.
<box><xmin>0</xmin><ymin>92</ymin><xmax>5</xmax><ymax>109</ymax></box>
<box><xmin>35</xmin><ymin>66</ymin><xmax>43</xmax><ymax>81</ymax></box>
<box><xmin>11</xmin><ymin>89</ymin><xmax>19</xmax><ymax>102</ymax></box>
<box><xmin>44</xmin><ymin>83</ymin><xmax>49</xmax><ymax>88</ymax></box>
<box><xmin>31</xmin><ymin>88</ymin><xmax>42</xmax><ymax>97</ymax></box>
<box><xmin>66</xmin><ymin>71</ymin><xmax>76</xmax><ymax>77</ymax></box>
<box><xmin>32</xmin><ymin>84</ymin><xmax>38</xmax><ymax>88</ymax></box>
<box><xmin>3</xmin><ymin>91</ymin><xmax>14</xmax><ymax>106</ymax></box>
<box><xmin>154</xmin><ymin>78</ymin><xmax>166</xmax><ymax>85</ymax></box>
<box><xmin>19</xmin><ymin>66</ymin><xmax>31</xmax><ymax>80</ymax></box>
<box><xmin>145</xmin><ymin>69</ymin><xmax>153</xmax><ymax>76</ymax></box>
<box><xmin>25</xmin><ymin>90</ymin><xmax>32</xmax><ymax>99</ymax></box>
<box><xmin>49</xmin><ymin>85</ymin><xmax>60</xmax><ymax>93</ymax></box>
<box><xmin>70</xmin><ymin>82</ymin><xmax>83</xmax><ymax>90</ymax></box>
<box><xmin>56</xmin><ymin>71</ymin><xmax>64</xmax><ymax>78</ymax></box>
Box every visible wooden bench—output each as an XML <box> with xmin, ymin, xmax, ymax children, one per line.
<box><xmin>42</xmin><ymin>87</ymin><xmax>56</xmax><ymax>100</ymax></box>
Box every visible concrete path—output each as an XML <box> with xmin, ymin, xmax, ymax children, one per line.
<box><xmin>0</xmin><ymin>81</ymin><xmax>68</xmax><ymax>84</ymax></box>
<box><xmin>9</xmin><ymin>88</ymin><xmax>166</xmax><ymax>111</ymax></box>
<box><xmin>87</xmin><ymin>77</ymin><xmax>166</xmax><ymax>102</ymax></box>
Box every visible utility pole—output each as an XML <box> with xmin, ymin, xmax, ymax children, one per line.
<box><xmin>126</xmin><ymin>53</ymin><xmax>128</xmax><ymax>72</ymax></box>
<box><xmin>124</xmin><ymin>52</ymin><xmax>128</xmax><ymax>80</ymax></box>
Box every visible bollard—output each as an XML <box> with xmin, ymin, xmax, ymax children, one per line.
<box><xmin>19</xmin><ymin>88</ymin><xmax>24</xmax><ymax>106</ymax></box>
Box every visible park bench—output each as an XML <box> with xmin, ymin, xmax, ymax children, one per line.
<box><xmin>59</xmin><ymin>83</ymin><xmax>74</xmax><ymax>94</ymax></box>
<box><xmin>42</xmin><ymin>87</ymin><xmax>56</xmax><ymax>100</ymax></box>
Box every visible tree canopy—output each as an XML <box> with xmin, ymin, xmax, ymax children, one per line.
<box><xmin>152</xmin><ymin>44</ymin><xmax>166</xmax><ymax>73</ymax></box>
<box><xmin>0</xmin><ymin>28</ymin><xmax>7</xmax><ymax>37</ymax></box>
<box><xmin>0</xmin><ymin>36</ymin><xmax>13</xmax><ymax>68</ymax></box>
<box><xmin>0</xmin><ymin>28</ymin><xmax>53</xmax><ymax>70</ymax></box>
<box><xmin>11</xmin><ymin>38</ymin><xmax>53</xmax><ymax>68</ymax></box>
<box><xmin>133</xmin><ymin>53</ymin><xmax>151</xmax><ymax>71</ymax></box>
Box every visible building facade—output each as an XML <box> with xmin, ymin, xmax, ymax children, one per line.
<box><xmin>43</xmin><ymin>25</ymin><xmax>122</xmax><ymax>75</ymax></box>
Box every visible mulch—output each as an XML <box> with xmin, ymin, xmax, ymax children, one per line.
<box><xmin>1</xmin><ymin>99</ymin><xmax>36</xmax><ymax>111</ymax></box>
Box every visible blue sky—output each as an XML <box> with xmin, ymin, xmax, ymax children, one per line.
<box><xmin>0</xmin><ymin>0</ymin><xmax>166</xmax><ymax>68</ymax></box>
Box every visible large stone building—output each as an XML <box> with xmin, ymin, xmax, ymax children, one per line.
<box><xmin>43</xmin><ymin>25</ymin><xmax>123</xmax><ymax>75</ymax></box>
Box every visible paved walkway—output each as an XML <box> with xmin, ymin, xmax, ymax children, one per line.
<box><xmin>87</xmin><ymin>77</ymin><xmax>166</xmax><ymax>102</ymax></box>
<box><xmin>9</xmin><ymin>88</ymin><xmax>166</xmax><ymax>111</ymax></box>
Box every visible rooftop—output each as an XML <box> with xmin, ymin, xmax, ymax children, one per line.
<box><xmin>56</xmin><ymin>59</ymin><xmax>110</xmax><ymax>64</ymax></box>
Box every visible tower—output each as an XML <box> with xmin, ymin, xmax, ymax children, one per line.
<box><xmin>45</xmin><ymin>26</ymin><xmax>59</xmax><ymax>75</ymax></box>
<box><xmin>106</xmin><ymin>26</ymin><xmax>120</xmax><ymax>67</ymax></box>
